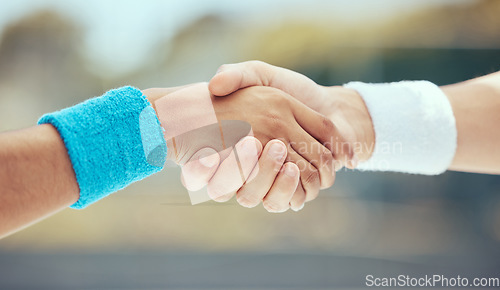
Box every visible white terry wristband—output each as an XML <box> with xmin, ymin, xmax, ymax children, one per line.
<box><xmin>344</xmin><ymin>81</ymin><xmax>457</xmax><ymax>175</ymax></box>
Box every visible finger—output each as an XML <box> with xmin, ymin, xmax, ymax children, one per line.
<box><xmin>236</xmin><ymin>140</ymin><xmax>287</xmax><ymax>208</ymax></box>
<box><xmin>286</xmin><ymin>146</ymin><xmax>321</xmax><ymax>203</ymax></box>
<box><xmin>209</xmin><ymin>61</ymin><xmax>320</xmax><ymax>107</ymax></box>
<box><xmin>209</xmin><ymin>61</ymin><xmax>274</xmax><ymax>96</ymax></box>
<box><xmin>263</xmin><ymin>162</ymin><xmax>300</xmax><ymax>213</ymax></box>
<box><xmin>289</xmin><ymin>97</ymin><xmax>355</xmax><ymax>170</ymax></box>
<box><xmin>180</xmin><ymin>147</ymin><xmax>220</xmax><ymax>192</ymax></box>
<box><xmin>207</xmin><ymin>137</ymin><xmax>262</xmax><ymax>202</ymax></box>
<box><xmin>289</xmin><ymin>126</ymin><xmax>335</xmax><ymax>189</ymax></box>
<box><xmin>290</xmin><ymin>182</ymin><xmax>307</xmax><ymax>212</ymax></box>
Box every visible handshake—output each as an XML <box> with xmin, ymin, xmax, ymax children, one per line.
<box><xmin>0</xmin><ymin>58</ymin><xmax>481</xmax><ymax>237</ymax></box>
<box><xmin>143</xmin><ymin>61</ymin><xmax>376</xmax><ymax>213</ymax></box>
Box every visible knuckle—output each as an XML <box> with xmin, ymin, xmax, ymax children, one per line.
<box><xmin>302</xmin><ymin>168</ymin><xmax>320</xmax><ymax>187</ymax></box>
<box><xmin>245</xmin><ymin>60</ymin><xmax>274</xmax><ymax>86</ymax></box>
<box><xmin>249</xmin><ymin>60</ymin><xmax>266</xmax><ymax>69</ymax></box>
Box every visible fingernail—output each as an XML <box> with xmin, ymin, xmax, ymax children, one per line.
<box><xmin>284</xmin><ymin>164</ymin><xmax>297</xmax><ymax>177</ymax></box>
<box><xmin>268</xmin><ymin>142</ymin><xmax>286</xmax><ymax>160</ymax></box>
<box><xmin>292</xmin><ymin>203</ymin><xmax>305</xmax><ymax>212</ymax></box>
<box><xmin>197</xmin><ymin>149</ymin><xmax>219</xmax><ymax>168</ymax></box>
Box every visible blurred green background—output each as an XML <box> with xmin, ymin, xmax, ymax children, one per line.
<box><xmin>1</xmin><ymin>0</ymin><xmax>499</xmax><ymax>288</ymax></box>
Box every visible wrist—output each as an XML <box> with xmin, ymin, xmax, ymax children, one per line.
<box><xmin>344</xmin><ymin>81</ymin><xmax>456</xmax><ymax>175</ymax></box>
<box><xmin>148</xmin><ymin>84</ymin><xmax>219</xmax><ymax>164</ymax></box>
<box><xmin>323</xmin><ymin>86</ymin><xmax>375</xmax><ymax>162</ymax></box>
<box><xmin>38</xmin><ymin>86</ymin><xmax>165</xmax><ymax>209</ymax></box>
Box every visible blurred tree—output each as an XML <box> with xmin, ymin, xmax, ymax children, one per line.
<box><xmin>0</xmin><ymin>11</ymin><xmax>101</xmax><ymax>130</ymax></box>
<box><xmin>380</xmin><ymin>0</ymin><xmax>500</xmax><ymax>49</ymax></box>
<box><xmin>125</xmin><ymin>14</ymin><xmax>248</xmax><ymax>88</ymax></box>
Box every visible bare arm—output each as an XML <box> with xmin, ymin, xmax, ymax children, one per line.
<box><xmin>0</xmin><ymin>84</ymin><xmax>323</xmax><ymax>238</ymax></box>
<box><xmin>209</xmin><ymin>61</ymin><xmax>500</xmax><ymax>175</ymax></box>
<box><xmin>0</xmin><ymin>87</ymin><xmax>186</xmax><ymax>238</ymax></box>
<box><xmin>442</xmin><ymin>71</ymin><xmax>500</xmax><ymax>174</ymax></box>
<box><xmin>328</xmin><ymin>72</ymin><xmax>500</xmax><ymax>175</ymax></box>
<box><xmin>0</xmin><ymin>124</ymin><xmax>79</xmax><ymax>238</ymax></box>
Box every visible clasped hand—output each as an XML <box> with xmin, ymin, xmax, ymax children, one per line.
<box><xmin>143</xmin><ymin>61</ymin><xmax>368</xmax><ymax>213</ymax></box>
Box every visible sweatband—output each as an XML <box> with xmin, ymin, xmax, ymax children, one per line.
<box><xmin>344</xmin><ymin>81</ymin><xmax>457</xmax><ymax>175</ymax></box>
<box><xmin>38</xmin><ymin>86</ymin><xmax>166</xmax><ymax>209</ymax></box>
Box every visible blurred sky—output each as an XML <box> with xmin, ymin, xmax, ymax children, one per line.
<box><xmin>0</xmin><ymin>0</ymin><xmax>474</xmax><ymax>75</ymax></box>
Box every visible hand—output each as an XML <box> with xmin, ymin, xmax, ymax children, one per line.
<box><xmin>209</xmin><ymin>60</ymin><xmax>375</xmax><ymax>163</ymax></box>
<box><xmin>181</xmin><ymin>137</ymin><xmax>303</xmax><ymax>212</ymax></box>
<box><xmin>143</xmin><ymin>83</ymin><xmax>342</xmax><ymax>212</ymax></box>
<box><xmin>210</xmin><ymin>85</ymin><xmax>339</xmax><ymax>205</ymax></box>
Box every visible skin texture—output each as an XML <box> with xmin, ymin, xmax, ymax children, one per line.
<box><xmin>143</xmin><ymin>86</ymin><xmax>309</xmax><ymax>212</ymax></box>
<box><xmin>0</xmin><ymin>125</ymin><xmax>79</xmax><ymax>238</ymax></box>
<box><xmin>209</xmin><ymin>61</ymin><xmax>374</xmax><ymax>165</ymax></box>
<box><xmin>209</xmin><ymin>60</ymin><xmax>500</xmax><ymax>174</ymax></box>
<box><xmin>2</xmin><ymin>63</ymin><xmax>499</xmax><ymax>238</ymax></box>
<box><xmin>146</xmin><ymin>84</ymin><xmax>344</xmax><ymax>212</ymax></box>
<box><xmin>441</xmin><ymin>71</ymin><xmax>500</xmax><ymax>174</ymax></box>
<box><xmin>0</xmin><ymin>86</ymin><xmax>295</xmax><ymax>238</ymax></box>
<box><xmin>212</xmin><ymin>85</ymin><xmax>342</xmax><ymax>210</ymax></box>
<box><xmin>1</xmin><ymin>84</ymin><xmax>309</xmax><ymax>238</ymax></box>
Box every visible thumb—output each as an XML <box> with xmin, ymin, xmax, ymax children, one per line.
<box><xmin>181</xmin><ymin>147</ymin><xmax>220</xmax><ymax>191</ymax></box>
<box><xmin>208</xmin><ymin>60</ymin><xmax>325</xmax><ymax>111</ymax></box>
<box><xmin>209</xmin><ymin>61</ymin><xmax>275</xmax><ymax>96</ymax></box>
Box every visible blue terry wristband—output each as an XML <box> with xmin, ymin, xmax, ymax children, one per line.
<box><xmin>38</xmin><ymin>86</ymin><xmax>167</xmax><ymax>209</ymax></box>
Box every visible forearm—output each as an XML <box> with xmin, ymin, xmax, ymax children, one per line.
<box><xmin>0</xmin><ymin>125</ymin><xmax>79</xmax><ymax>238</ymax></box>
<box><xmin>0</xmin><ymin>87</ymin><xmax>166</xmax><ymax>238</ymax></box>
<box><xmin>442</xmin><ymin>71</ymin><xmax>500</xmax><ymax>174</ymax></box>
<box><xmin>325</xmin><ymin>72</ymin><xmax>500</xmax><ymax>175</ymax></box>
<box><xmin>208</xmin><ymin>61</ymin><xmax>500</xmax><ymax>176</ymax></box>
